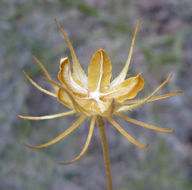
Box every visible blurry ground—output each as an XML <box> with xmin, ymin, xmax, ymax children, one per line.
<box><xmin>0</xmin><ymin>0</ymin><xmax>192</xmax><ymax>189</ymax></box>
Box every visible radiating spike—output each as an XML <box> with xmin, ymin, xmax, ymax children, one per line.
<box><xmin>16</xmin><ymin>110</ymin><xmax>75</xmax><ymax>120</ymax></box>
<box><xmin>117</xmin><ymin>74</ymin><xmax>173</xmax><ymax>112</ymax></box>
<box><xmin>59</xmin><ymin>117</ymin><xmax>96</xmax><ymax>165</ymax></box>
<box><xmin>107</xmin><ymin>117</ymin><xmax>148</xmax><ymax>148</ymax></box>
<box><xmin>23</xmin><ymin>71</ymin><xmax>56</xmax><ymax>97</ymax></box>
<box><xmin>123</xmin><ymin>91</ymin><xmax>183</xmax><ymax>105</ymax></box>
<box><xmin>32</xmin><ymin>55</ymin><xmax>58</xmax><ymax>91</ymax></box>
<box><xmin>116</xmin><ymin>113</ymin><xmax>174</xmax><ymax>133</ymax></box>
<box><xmin>110</xmin><ymin>19</ymin><xmax>142</xmax><ymax>88</ymax></box>
<box><xmin>54</xmin><ymin>18</ymin><xmax>87</xmax><ymax>86</ymax></box>
<box><xmin>24</xmin><ymin>116</ymin><xmax>86</xmax><ymax>149</ymax></box>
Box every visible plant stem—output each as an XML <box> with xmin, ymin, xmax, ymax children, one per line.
<box><xmin>96</xmin><ymin>116</ymin><xmax>113</xmax><ymax>190</ymax></box>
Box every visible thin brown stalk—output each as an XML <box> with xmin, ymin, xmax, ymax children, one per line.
<box><xmin>96</xmin><ymin>116</ymin><xmax>113</xmax><ymax>190</ymax></box>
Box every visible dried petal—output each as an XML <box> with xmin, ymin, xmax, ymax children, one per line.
<box><xmin>102</xmin><ymin>74</ymin><xmax>144</xmax><ymax>102</ymax></box>
<box><xmin>58</xmin><ymin>57</ymin><xmax>88</xmax><ymax>97</ymax></box>
<box><xmin>118</xmin><ymin>74</ymin><xmax>172</xmax><ymax>112</ymax></box>
<box><xmin>88</xmin><ymin>49</ymin><xmax>112</xmax><ymax>92</ymax></box>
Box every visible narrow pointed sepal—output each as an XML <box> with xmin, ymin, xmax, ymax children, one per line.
<box><xmin>116</xmin><ymin>113</ymin><xmax>174</xmax><ymax>133</ymax></box>
<box><xmin>110</xmin><ymin>19</ymin><xmax>142</xmax><ymax>88</ymax></box>
<box><xmin>59</xmin><ymin>117</ymin><xmax>95</xmax><ymax>165</ymax></box>
<box><xmin>117</xmin><ymin>74</ymin><xmax>173</xmax><ymax>112</ymax></box>
<box><xmin>54</xmin><ymin>18</ymin><xmax>87</xmax><ymax>87</ymax></box>
<box><xmin>16</xmin><ymin>110</ymin><xmax>75</xmax><ymax>120</ymax></box>
<box><xmin>23</xmin><ymin>71</ymin><xmax>57</xmax><ymax>97</ymax></box>
<box><xmin>23</xmin><ymin>116</ymin><xmax>86</xmax><ymax>149</ymax></box>
<box><xmin>31</xmin><ymin>55</ymin><xmax>58</xmax><ymax>91</ymax></box>
<box><xmin>107</xmin><ymin>117</ymin><xmax>149</xmax><ymax>148</ymax></box>
<box><xmin>123</xmin><ymin>90</ymin><xmax>184</xmax><ymax>105</ymax></box>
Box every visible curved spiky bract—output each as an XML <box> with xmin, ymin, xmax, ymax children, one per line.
<box><xmin>110</xmin><ymin>19</ymin><xmax>142</xmax><ymax>88</ymax></box>
<box><xmin>23</xmin><ymin>71</ymin><xmax>56</xmax><ymax>97</ymax></box>
<box><xmin>123</xmin><ymin>91</ymin><xmax>183</xmax><ymax>105</ymax></box>
<box><xmin>32</xmin><ymin>55</ymin><xmax>58</xmax><ymax>91</ymax></box>
<box><xmin>117</xmin><ymin>74</ymin><xmax>173</xmax><ymax>112</ymax></box>
<box><xmin>116</xmin><ymin>113</ymin><xmax>174</xmax><ymax>133</ymax></box>
<box><xmin>24</xmin><ymin>116</ymin><xmax>86</xmax><ymax>149</ymax></box>
<box><xmin>54</xmin><ymin>18</ymin><xmax>87</xmax><ymax>87</ymax></box>
<box><xmin>16</xmin><ymin>110</ymin><xmax>75</xmax><ymax>120</ymax></box>
<box><xmin>107</xmin><ymin>117</ymin><xmax>149</xmax><ymax>148</ymax></box>
<box><xmin>59</xmin><ymin>117</ymin><xmax>96</xmax><ymax>165</ymax></box>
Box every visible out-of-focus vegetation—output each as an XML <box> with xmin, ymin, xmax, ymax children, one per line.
<box><xmin>1</xmin><ymin>0</ymin><xmax>192</xmax><ymax>189</ymax></box>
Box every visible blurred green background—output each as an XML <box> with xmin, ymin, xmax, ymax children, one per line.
<box><xmin>1</xmin><ymin>0</ymin><xmax>192</xmax><ymax>189</ymax></box>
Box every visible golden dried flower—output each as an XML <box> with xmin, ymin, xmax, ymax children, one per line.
<box><xmin>17</xmin><ymin>18</ymin><xmax>182</xmax><ymax>189</ymax></box>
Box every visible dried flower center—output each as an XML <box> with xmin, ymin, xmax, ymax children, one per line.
<box><xmin>89</xmin><ymin>91</ymin><xmax>101</xmax><ymax>101</ymax></box>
